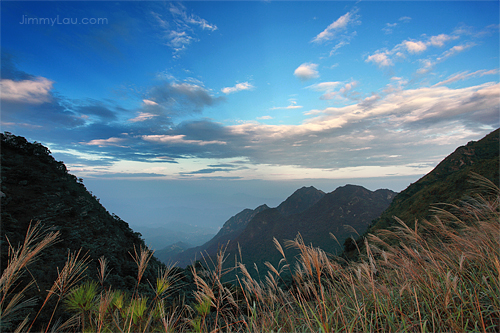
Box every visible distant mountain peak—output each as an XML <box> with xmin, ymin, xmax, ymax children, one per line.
<box><xmin>277</xmin><ymin>186</ymin><xmax>325</xmax><ymax>216</ymax></box>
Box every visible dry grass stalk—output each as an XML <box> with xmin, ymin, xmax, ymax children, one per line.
<box><xmin>0</xmin><ymin>221</ymin><xmax>59</xmax><ymax>332</ymax></box>
<box><xmin>130</xmin><ymin>245</ymin><xmax>154</xmax><ymax>287</ymax></box>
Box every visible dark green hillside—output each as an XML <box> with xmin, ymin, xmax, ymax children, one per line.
<box><xmin>346</xmin><ymin>128</ymin><xmax>499</xmax><ymax>258</ymax></box>
<box><xmin>231</xmin><ymin>185</ymin><xmax>396</xmax><ymax>276</ymax></box>
<box><xmin>371</xmin><ymin>128</ymin><xmax>498</xmax><ymax>232</ymax></box>
<box><xmin>0</xmin><ymin>133</ymin><xmax>195</xmax><ymax>328</ymax></box>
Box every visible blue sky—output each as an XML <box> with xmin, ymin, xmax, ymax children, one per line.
<box><xmin>1</xmin><ymin>1</ymin><xmax>499</xmax><ymax>234</ymax></box>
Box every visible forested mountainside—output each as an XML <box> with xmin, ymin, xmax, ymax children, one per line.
<box><xmin>344</xmin><ymin>128</ymin><xmax>500</xmax><ymax>258</ymax></box>
<box><xmin>0</xmin><ymin>132</ymin><xmax>196</xmax><ymax>329</ymax></box>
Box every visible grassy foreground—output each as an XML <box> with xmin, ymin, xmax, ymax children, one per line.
<box><xmin>1</xmin><ymin>174</ymin><xmax>499</xmax><ymax>332</ymax></box>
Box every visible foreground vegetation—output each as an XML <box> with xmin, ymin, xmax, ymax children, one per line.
<box><xmin>1</xmin><ymin>174</ymin><xmax>499</xmax><ymax>332</ymax></box>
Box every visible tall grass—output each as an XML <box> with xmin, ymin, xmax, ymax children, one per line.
<box><xmin>3</xmin><ymin>174</ymin><xmax>499</xmax><ymax>332</ymax></box>
<box><xmin>0</xmin><ymin>222</ymin><xmax>60</xmax><ymax>332</ymax></box>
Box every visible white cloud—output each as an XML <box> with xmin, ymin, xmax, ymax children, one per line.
<box><xmin>383</xmin><ymin>17</ymin><xmax>411</xmax><ymax>34</ymax></box>
<box><xmin>428</xmin><ymin>34</ymin><xmax>457</xmax><ymax>47</ymax></box>
<box><xmin>143</xmin><ymin>99</ymin><xmax>158</xmax><ymax>106</ymax></box>
<box><xmin>340</xmin><ymin>81</ymin><xmax>357</xmax><ymax>94</ymax></box>
<box><xmin>65</xmin><ymin>81</ymin><xmax>498</xmax><ymax>178</ymax></box>
<box><xmin>307</xmin><ymin>81</ymin><xmax>358</xmax><ymax>100</ymax></box>
<box><xmin>440</xmin><ymin>42</ymin><xmax>475</xmax><ymax>59</ymax></box>
<box><xmin>367</xmin><ymin>33</ymin><xmax>465</xmax><ymax>70</ymax></box>
<box><xmin>416</xmin><ymin>42</ymin><xmax>477</xmax><ymax>75</ymax></box>
<box><xmin>312</xmin><ymin>10</ymin><xmax>359</xmax><ymax>44</ymax></box>
<box><xmin>307</xmin><ymin>81</ymin><xmax>341</xmax><ymax>91</ymax></box>
<box><xmin>330</xmin><ymin>40</ymin><xmax>349</xmax><ymax>55</ymax></box>
<box><xmin>382</xmin><ymin>22</ymin><xmax>398</xmax><ymax>34</ymax></box>
<box><xmin>129</xmin><ymin>112</ymin><xmax>157</xmax><ymax>122</ymax></box>
<box><xmin>303</xmin><ymin>109</ymin><xmax>322</xmax><ymax>116</ymax></box>
<box><xmin>167</xmin><ymin>30</ymin><xmax>194</xmax><ymax>52</ymax></box>
<box><xmin>305</xmin><ymin>83</ymin><xmax>499</xmax><ymax>134</ymax></box>
<box><xmin>329</xmin><ymin>32</ymin><xmax>357</xmax><ymax>56</ymax></box>
<box><xmin>169</xmin><ymin>2</ymin><xmax>217</xmax><ymax>32</ymax></box>
<box><xmin>366</xmin><ymin>52</ymin><xmax>393</xmax><ymax>67</ymax></box>
<box><xmin>358</xmin><ymin>93</ymin><xmax>381</xmax><ymax>109</ymax></box>
<box><xmin>320</xmin><ymin>81</ymin><xmax>358</xmax><ymax>100</ymax></box>
<box><xmin>185</xmin><ymin>13</ymin><xmax>217</xmax><ymax>31</ymax></box>
<box><xmin>311</xmin><ymin>9</ymin><xmax>360</xmax><ymax>57</ymax></box>
<box><xmin>404</xmin><ymin>40</ymin><xmax>427</xmax><ymax>53</ymax></box>
<box><xmin>257</xmin><ymin>116</ymin><xmax>273</xmax><ymax>120</ymax></box>
<box><xmin>270</xmin><ymin>100</ymin><xmax>303</xmax><ymax>110</ymax></box>
<box><xmin>150</xmin><ymin>11</ymin><xmax>169</xmax><ymax>29</ymax></box>
<box><xmin>0</xmin><ymin>122</ymin><xmax>42</xmax><ymax>129</ymax></box>
<box><xmin>416</xmin><ymin>59</ymin><xmax>434</xmax><ymax>74</ymax></box>
<box><xmin>0</xmin><ymin>77</ymin><xmax>53</xmax><ymax>104</ymax></box>
<box><xmin>433</xmin><ymin>69</ymin><xmax>500</xmax><ymax>87</ymax></box>
<box><xmin>221</xmin><ymin>82</ymin><xmax>254</xmax><ymax>94</ymax></box>
<box><xmin>152</xmin><ymin>3</ymin><xmax>217</xmax><ymax>58</ymax></box>
<box><xmin>294</xmin><ymin>63</ymin><xmax>319</xmax><ymax>81</ymax></box>
<box><xmin>81</xmin><ymin>137</ymin><xmax>127</xmax><ymax>147</ymax></box>
<box><xmin>454</xmin><ymin>23</ymin><xmax>499</xmax><ymax>38</ymax></box>
<box><xmin>384</xmin><ymin>77</ymin><xmax>409</xmax><ymax>94</ymax></box>
<box><xmin>142</xmin><ymin>134</ymin><xmax>226</xmax><ymax>146</ymax></box>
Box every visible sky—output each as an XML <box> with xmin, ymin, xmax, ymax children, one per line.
<box><xmin>1</xmin><ymin>1</ymin><xmax>499</xmax><ymax>239</ymax></box>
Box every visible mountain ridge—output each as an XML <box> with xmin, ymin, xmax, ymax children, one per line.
<box><xmin>228</xmin><ymin>184</ymin><xmax>396</xmax><ymax>275</ymax></box>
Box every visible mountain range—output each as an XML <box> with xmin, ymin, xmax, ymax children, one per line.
<box><xmin>159</xmin><ymin>183</ymin><xmax>396</xmax><ymax>274</ymax></box>
<box><xmin>229</xmin><ymin>185</ymin><xmax>396</xmax><ymax>275</ymax></box>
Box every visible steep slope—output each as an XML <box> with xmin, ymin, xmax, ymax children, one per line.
<box><xmin>0</xmin><ymin>133</ymin><xmax>165</xmax><ymax>286</ymax></box>
<box><xmin>213</xmin><ymin>204</ymin><xmax>271</xmax><ymax>242</ymax></box>
<box><xmin>230</xmin><ymin>185</ymin><xmax>396</xmax><ymax>275</ymax></box>
<box><xmin>0</xmin><ymin>133</ymin><xmax>195</xmax><ymax>327</ymax></box>
<box><xmin>371</xmin><ymin>128</ymin><xmax>499</xmax><ymax>232</ymax></box>
<box><xmin>345</xmin><ymin>128</ymin><xmax>499</xmax><ymax>258</ymax></box>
